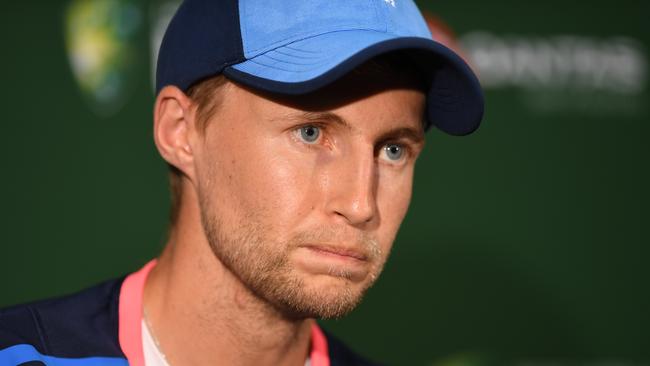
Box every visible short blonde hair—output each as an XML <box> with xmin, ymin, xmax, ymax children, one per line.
<box><xmin>167</xmin><ymin>75</ymin><xmax>228</xmax><ymax>225</ymax></box>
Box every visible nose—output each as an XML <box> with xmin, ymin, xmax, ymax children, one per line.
<box><xmin>325</xmin><ymin>147</ymin><xmax>377</xmax><ymax>226</ymax></box>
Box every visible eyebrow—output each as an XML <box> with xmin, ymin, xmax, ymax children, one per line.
<box><xmin>278</xmin><ymin>111</ymin><xmax>425</xmax><ymax>145</ymax></box>
<box><xmin>285</xmin><ymin>111</ymin><xmax>352</xmax><ymax>130</ymax></box>
<box><xmin>376</xmin><ymin>126</ymin><xmax>425</xmax><ymax>146</ymax></box>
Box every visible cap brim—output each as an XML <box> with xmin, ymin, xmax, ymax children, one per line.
<box><xmin>223</xmin><ymin>31</ymin><xmax>484</xmax><ymax>136</ymax></box>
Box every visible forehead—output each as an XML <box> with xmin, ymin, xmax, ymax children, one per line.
<box><xmin>216</xmin><ymin>54</ymin><xmax>428</xmax><ymax>131</ymax></box>
<box><xmin>224</xmin><ymin>74</ymin><xmax>426</xmax><ymax>138</ymax></box>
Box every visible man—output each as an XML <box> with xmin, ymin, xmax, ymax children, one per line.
<box><xmin>0</xmin><ymin>0</ymin><xmax>483</xmax><ymax>365</ymax></box>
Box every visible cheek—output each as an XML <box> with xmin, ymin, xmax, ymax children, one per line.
<box><xmin>376</xmin><ymin>167</ymin><xmax>414</xmax><ymax>248</ymax></box>
<box><xmin>205</xmin><ymin>134</ymin><xmax>319</xmax><ymax>231</ymax></box>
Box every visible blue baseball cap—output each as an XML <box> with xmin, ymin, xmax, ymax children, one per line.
<box><xmin>156</xmin><ymin>0</ymin><xmax>484</xmax><ymax>135</ymax></box>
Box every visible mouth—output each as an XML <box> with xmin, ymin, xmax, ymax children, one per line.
<box><xmin>299</xmin><ymin>244</ymin><xmax>368</xmax><ymax>262</ymax></box>
<box><xmin>293</xmin><ymin>243</ymin><xmax>371</xmax><ymax>282</ymax></box>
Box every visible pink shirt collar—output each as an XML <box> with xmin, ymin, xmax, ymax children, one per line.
<box><xmin>118</xmin><ymin>260</ymin><xmax>330</xmax><ymax>366</ymax></box>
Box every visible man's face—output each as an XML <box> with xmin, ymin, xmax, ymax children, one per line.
<box><xmin>192</xmin><ymin>72</ymin><xmax>426</xmax><ymax>319</ymax></box>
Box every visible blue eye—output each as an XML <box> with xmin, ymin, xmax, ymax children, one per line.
<box><xmin>383</xmin><ymin>144</ymin><xmax>404</xmax><ymax>161</ymax></box>
<box><xmin>299</xmin><ymin>125</ymin><xmax>320</xmax><ymax>143</ymax></box>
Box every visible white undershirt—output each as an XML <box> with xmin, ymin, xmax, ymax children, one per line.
<box><xmin>141</xmin><ymin>318</ymin><xmax>312</xmax><ymax>366</ymax></box>
<box><xmin>142</xmin><ymin>319</ymin><xmax>171</xmax><ymax>366</ymax></box>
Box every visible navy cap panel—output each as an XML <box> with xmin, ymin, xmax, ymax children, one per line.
<box><xmin>427</xmin><ymin>63</ymin><xmax>485</xmax><ymax>136</ymax></box>
<box><xmin>418</xmin><ymin>46</ymin><xmax>485</xmax><ymax>136</ymax></box>
<box><xmin>155</xmin><ymin>0</ymin><xmax>245</xmax><ymax>93</ymax></box>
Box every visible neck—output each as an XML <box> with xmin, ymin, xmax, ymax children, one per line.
<box><xmin>143</xmin><ymin>190</ymin><xmax>313</xmax><ymax>366</ymax></box>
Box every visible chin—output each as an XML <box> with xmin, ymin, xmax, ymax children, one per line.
<box><xmin>267</xmin><ymin>271</ymin><xmax>374</xmax><ymax>320</ymax></box>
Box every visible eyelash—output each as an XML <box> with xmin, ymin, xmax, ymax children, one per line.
<box><xmin>292</xmin><ymin>124</ymin><xmax>412</xmax><ymax>164</ymax></box>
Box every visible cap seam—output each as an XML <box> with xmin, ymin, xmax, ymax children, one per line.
<box><xmin>370</xmin><ymin>0</ymin><xmax>388</xmax><ymax>33</ymax></box>
<box><xmin>247</xmin><ymin>56</ymin><xmax>331</xmax><ymax>73</ymax></box>
<box><xmin>246</xmin><ymin>26</ymin><xmax>391</xmax><ymax>57</ymax></box>
<box><xmin>246</xmin><ymin>28</ymin><xmax>413</xmax><ymax>64</ymax></box>
<box><xmin>371</xmin><ymin>0</ymin><xmax>389</xmax><ymax>34</ymax></box>
<box><xmin>257</xmin><ymin>53</ymin><xmax>330</xmax><ymax>67</ymax></box>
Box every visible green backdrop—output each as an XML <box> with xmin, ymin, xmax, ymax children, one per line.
<box><xmin>1</xmin><ymin>1</ymin><xmax>648</xmax><ymax>365</ymax></box>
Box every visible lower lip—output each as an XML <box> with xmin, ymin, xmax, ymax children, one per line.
<box><xmin>294</xmin><ymin>247</ymin><xmax>370</xmax><ymax>282</ymax></box>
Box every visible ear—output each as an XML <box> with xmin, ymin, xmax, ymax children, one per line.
<box><xmin>153</xmin><ymin>86</ymin><xmax>197</xmax><ymax>182</ymax></box>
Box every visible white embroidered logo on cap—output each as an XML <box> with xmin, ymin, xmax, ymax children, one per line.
<box><xmin>384</xmin><ymin>0</ymin><xmax>396</xmax><ymax>7</ymax></box>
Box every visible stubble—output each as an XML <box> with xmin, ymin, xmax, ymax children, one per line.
<box><xmin>198</xmin><ymin>192</ymin><xmax>385</xmax><ymax>320</ymax></box>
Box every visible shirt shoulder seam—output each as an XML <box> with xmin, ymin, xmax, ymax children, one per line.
<box><xmin>27</xmin><ymin>306</ymin><xmax>50</xmax><ymax>355</ymax></box>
